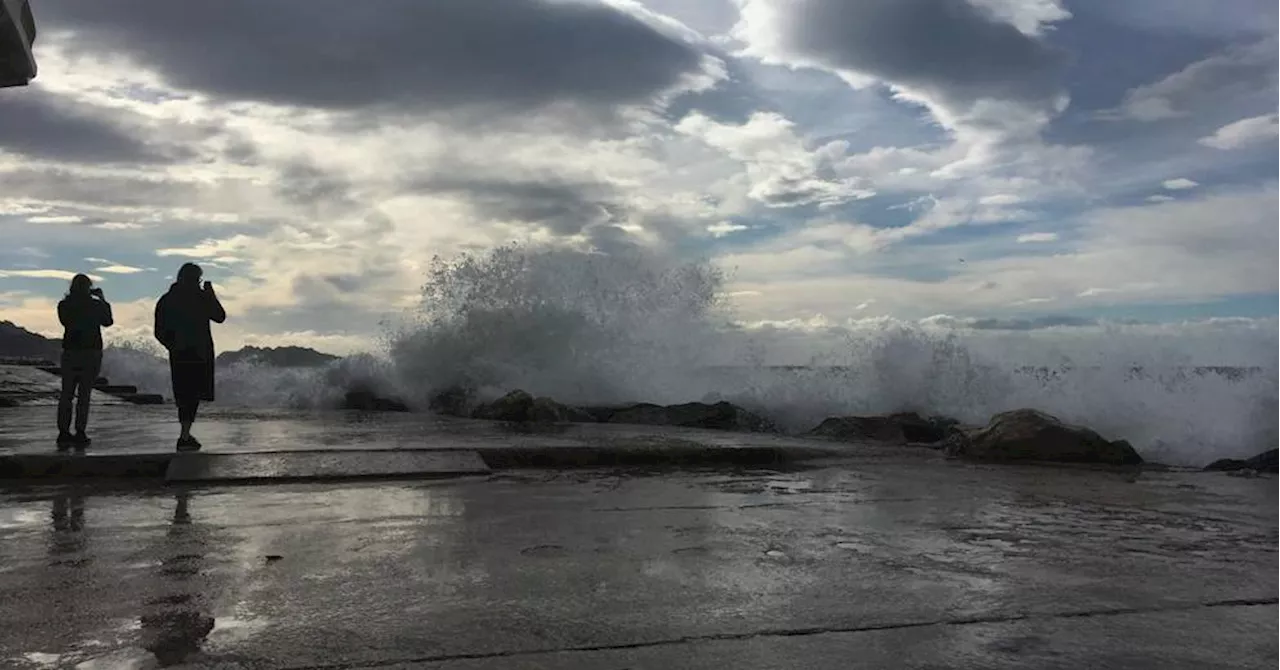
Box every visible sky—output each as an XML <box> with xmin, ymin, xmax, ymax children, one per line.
<box><xmin>0</xmin><ymin>0</ymin><xmax>1276</xmax><ymax>353</ymax></box>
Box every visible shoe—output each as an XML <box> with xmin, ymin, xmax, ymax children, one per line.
<box><xmin>72</xmin><ymin>432</ymin><xmax>91</xmax><ymax>449</ymax></box>
<box><xmin>176</xmin><ymin>435</ymin><xmax>202</xmax><ymax>452</ymax></box>
<box><xmin>56</xmin><ymin>432</ymin><xmax>74</xmax><ymax>450</ymax></box>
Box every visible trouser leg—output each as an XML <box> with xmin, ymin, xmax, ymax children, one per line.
<box><xmin>57</xmin><ymin>368</ymin><xmax>75</xmax><ymax>434</ymax></box>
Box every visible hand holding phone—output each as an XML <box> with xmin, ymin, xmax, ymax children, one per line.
<box><xmin>203</xmin><ymin>281</ymin><xmax>213</xmax><ymax>292</ymax></box>
<box><xmin>90</xmin><ymin>287</ymin><xmax>104</xmax><ymax>298</ymax></box>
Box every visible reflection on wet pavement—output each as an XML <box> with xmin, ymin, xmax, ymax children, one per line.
<box><xmin>0</xmin><ymin>462</ymin><xmax>1274</xmax><ymax>668</ymax></box>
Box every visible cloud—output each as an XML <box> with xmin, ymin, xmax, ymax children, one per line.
<box><xmin>95</xmin><ymin>265</ymin><xmax>149</xmax><ymax>274</ymax></box>
<box><xmin>0</xmin><ymin>269</ymin><xmax>104</xmax><ymax>281</ymax></box>
<box><xmin>409</xmin><ymin>175</ymin><xmax>624</xmax><ymax>237</ymax></box>
<box><xmin>707</xmin><ymin>221</ymin><xmax>750</xmax><ymax>238</ymax></box>
<box><xmin>26</xmin><ymin>215</ymin><xmax>84</xmax><ymax>224</ymax></box>
<box><xmin>1198</xmin><ymin>113</ymin><xmax>1280</xmax><ymax>150</ymax></box>
<box><xmin>38</xmin><ymin>0</ymin><xmax>717</xmax><ymax>119</ymax></box>
<box><xmin>1016</xmin><ymin>232</ymin><xmax>1058</xmax><ymax>243</ymax></box>
<box><xmin>1162</xmin><ymin>178</ymin><xmax>1198</xmax><ymax>190</ymax></box>
<box><xmin>1104</xmin><ymin>40</ymin><xmax>1277</xmax><ymax>122</ymax></box>
<box><xmin>0</xmin><ymin>89</ymin><xmax>180</xmax><ymax>164</ymax></box>
<box><xmin>732</xmin><ymin>0</ymin><xmax>1070</xmax><ymax>138</ymax></box>
<box><xmin>155</xmin><ymin>236</ymin><xmax>253</xmax><ymax>260</ymax></box>
<box><xmin>720</xmin><ymin>186</ymin><xmax>1278</xmax><ymax>321</ymax></box>
<box><xmin>675</xmin><ymin>112</ymin><xmax>874</xmax><ymax>207</ymax></box>
<box><xmin>1146</xmin><ymin>195</ymin><xmax>1176</xmax><ymax>203</ymax></box>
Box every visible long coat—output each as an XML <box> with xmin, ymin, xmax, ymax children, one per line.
<box><xmin>154</xmin><ymin>284</ymin><xmax>226</xmax><ymax>402</ymax></box>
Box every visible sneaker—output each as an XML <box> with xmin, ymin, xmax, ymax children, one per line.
<box><xmin>72</xmin><ymin>432</ymin><xmax>91</xmax><ymax>448</ymax></box>
<box><xmin>176</xmin><ymin>436</ymin><xmax>203</xmax><ymax>452</ymax></box>
<box><xmin>56</xmin><ymin>432</ymin><xmax>74</xmax><ymax>449</ymax></box>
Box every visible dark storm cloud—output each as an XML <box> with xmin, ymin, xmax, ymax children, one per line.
<box><xmin>39</xmin><ymin>0</ymin><xmax>708</xmax><ymax>115</ymax></box>
<box><xmin>0</xmin><ymin>89</ymin><xmax>179</xmax><ymax>163</ymax></box>
<box><xmin>275</xmin><ymin>162</ymin><xmax>358</xmax><ymax>210</ymax></box>
<box><xmin>417</xmin><ymin>176</ymin><xmax>624</xmax><ymax>235</ymax></box>
<box><xmin>752</xmin><ymin>0</ymin><xmax>1066</xmax><ymax>111</ymax></box>
<box><xmin>0</xmin><ymin>168</ymin><xmax>202</xmax><ymax>208</ymax></box>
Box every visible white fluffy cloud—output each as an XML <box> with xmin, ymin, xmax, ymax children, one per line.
<box><xmin>675</xmin><ymin>111</ymin><xmax>874</xmax><ymax>207</ymax></box>
<box><xmin>1199</xmin><ymin>113</ymin><xmax>1279</xmax><ymax>150</ymax></box>
<box><xmin>1162</xmin><ymin>178</ymin><xmax>1198</xmax><ymax>190</ymax></box>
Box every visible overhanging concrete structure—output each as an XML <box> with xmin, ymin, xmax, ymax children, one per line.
<box><xmin>0</xmin><ymin>0</ymin><xmax>36</xmax><ymax>87</ymax></box>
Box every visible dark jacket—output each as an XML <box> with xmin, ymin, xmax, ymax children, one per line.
<box><xmin>58</xmin><ymin>295</ymin><xmax>113</xmax><ymax>350</ymax></box>
<box><xmin>155</xmin><ymin>283</ymin><xmax>226</xmax><ymax>402</ymax></box>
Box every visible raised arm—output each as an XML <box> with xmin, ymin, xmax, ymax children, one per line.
<box><xmin>207</xmin><ymin>288</ymin><xmax>227</xmax><ymax>324</ymax></box>
<box><xmin>99</xmin><ymin>298</ymin><xmax>114</xmax><ymax>328</ymax></box>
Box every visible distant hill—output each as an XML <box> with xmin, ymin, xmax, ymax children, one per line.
<box><xmin>216</xmin><ymin>345</ymin><xmax>340</xmax><ymax>368</ymax></box>
<box><xmin>0</xmin><ymin>320</ymin><xmax>60</xmax><ymax>361</ymax></box>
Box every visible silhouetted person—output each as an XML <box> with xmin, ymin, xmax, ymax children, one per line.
<box><xmin>154</xmin><ymin>263</ymin><xmax>226</xmax><ymax>451</ymax></box>
<box><xmin>56</xmin><ymin>273</ymin><xmax>113</xmax><ymax>448</ymax></box>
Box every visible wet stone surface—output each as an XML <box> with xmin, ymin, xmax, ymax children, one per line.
<box><xmin>0</xmin><ymin>461</ymin><xmax>1274</xmax><ymax>668</ymax></box>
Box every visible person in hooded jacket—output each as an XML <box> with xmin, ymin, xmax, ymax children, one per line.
<box><xmin>154</xmin><ymin>263</ymin><xmax>226</xmax><ymax>451</ymax></box>
<box><xmin>56</xmin><ymin>273</ymin><xmax>113</xmax><ymax>448</ymax></box>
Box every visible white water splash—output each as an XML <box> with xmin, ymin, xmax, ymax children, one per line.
<box><xmin>101</xmin><ymin>244</ymin><xmax>1277</xmax><ymax>467</ymax></box>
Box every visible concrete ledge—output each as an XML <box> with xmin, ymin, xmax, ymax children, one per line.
<box><xmin>478</xmin><ymin>444</ymin><xmax>840</xmax><ymax>469</ymax></box>
<box><xmin>0</xmin><ymin>453</ymin><xmax>172</xmax><ymax>480</ymax></box>
<box><xmin>0</xmin><ymin>443</ymin><xmax>845</xmax><ymax>483</ymax></box>
<box><xmin>165</xmin><ymin>449</ymin><xmax>491</xmax><ymax>483</ymax></box>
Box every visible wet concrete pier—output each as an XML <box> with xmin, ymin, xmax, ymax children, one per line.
<box><xmin>1</xmin><ymin>459</ymin><xmax>1275</xmax><ymax>668</ymax></box>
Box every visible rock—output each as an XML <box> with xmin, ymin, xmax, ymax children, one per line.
<box><xmin>576</xmin><ymin>405</ymin><xmax>624</xmax><ymax>422</ymax></box>
<box><xmin>342</xmin><ymin>388</ymin><xmax>409</xmax><ymax>412</ymax></box>
<box><xmin>472</xmin><ymin>390</ymin><xmax>534</xmax><ymax>422</ymax></box>
<box><xmin>945</xmin><ymin>409</ymin><xmax>1143</xmax><ymax>465</ymax></box>
<box><xmin>472</xmin><ymin>390</ymin><xmax>594</xmax><ymax>423</ymax></box>
<box><xmin>1204</xmin><ymin>449</ymin><xmax>1278</xmax><ymax>473</ymax></box>
<box><xmin>529</xmin><ymin>396</ymin><xmax>597</xmax><ymax>423</ymax></box>
<box><xmin>428</xmin><ymin>385</ymin><xmax>474</xmax><ymax>417</ymax></box>
<box><xmin>806</xmin><ymin>412</ymin><xmax>959</xmax><ymax>445</ymax></box>
<box><xmin>606</xmin><ymin>401</ymin><xmax>776</xmax><ymax>433</ymax></box>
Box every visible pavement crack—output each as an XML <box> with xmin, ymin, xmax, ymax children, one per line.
<box><xmin>287</xmin><ymin>597</ymin><xmax>1279</xmax><ymax>669</ymax></box>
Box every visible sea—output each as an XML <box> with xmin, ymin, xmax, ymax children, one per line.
<box><xmin>99</xmin><ymin>245</ymin><xmax>1278</xmax><ymax>468</ymax></box>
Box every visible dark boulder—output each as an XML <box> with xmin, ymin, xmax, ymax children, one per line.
<box><xmin>472</xmin><ymin>390</ymin><xmax>596</xmax><ymax>423</ymax></box>
<box><xmin>945</xmin><ymin>409</ymin><xmax>1143</xmax><ymax>465</ymax></box>
<box><xmin>806</xmin><ymin>412</ymin><xmax>959</xmax><ymax>445</ymax></box>
<box><xmin>606</xmin><ymin>401</ymin><xmax>776</xmax><ymax>433</ymax></box>
<box><xmin>342</xmin><ymin>388</ymin><xmax>409</xmax><ymax>412</ymax></box>
<box><xmin>427</xmin><ymin>385</ymin><xmax>474</xmax><ymax>417</ymax></box>
<box><xmin>1204</xmin><ymin>449</ymin><xmax>1278</xmax><ymax>473</ymax></box>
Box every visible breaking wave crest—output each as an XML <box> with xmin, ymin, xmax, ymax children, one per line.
<box><xmin>102</xmin><ymin>244</ymin><xmax>1278</xmax><ymax>467</ymax></box>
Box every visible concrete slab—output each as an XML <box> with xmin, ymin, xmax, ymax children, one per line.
<box><xmin>0</xmin><ymin>364</ymin><xmax>128</xmax><ymax>406</ymax></box>
<box><xmin>0</xmin><ymin>464</ymin><xmax>1273</xmax><ymax>668</ymax></box>
<box><xmin>165</xmin><ymin>449</ymin><xmax>491</xmax><ymax>483</ymax></box>
<box><xmin>0</xmin><ymin>404</ymin><xmax>852</xmax><ymax>455</ymax></box>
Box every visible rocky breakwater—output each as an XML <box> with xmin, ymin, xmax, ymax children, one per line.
<box><xmin>436</xmin><ymin>389</ymin><xmax>1147</xmax><ymax>466</ymax></box>
<box><xmin>942</xmin><ymin>409</ymin><xmax>1143</xmax><ymax>466</ymax></box>
<box><xmin>435</xmin><ymin>388</ymin><xmax>778</xmax><ymax>433</ymax></box>
<box><xmin>805</xmin><ymin>412</ymin><xmax>959</xmax><ymax>446</ymax></box>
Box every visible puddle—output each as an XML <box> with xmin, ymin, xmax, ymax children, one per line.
<box><xmin>521</xmin><ymin>544</ymin><xmax>569</xmax><ymax>557</ymax></box>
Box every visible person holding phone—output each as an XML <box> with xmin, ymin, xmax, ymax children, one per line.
<box><xmin>154</xmin><ymin>263</ymin><xmax>226</xmax><ymax>451</ymax></box>
<box><xmin>55</xmin><ymin>274</ymin><xmax>114</xmax><ymax>448</ymax></box>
